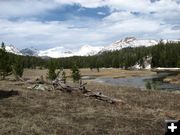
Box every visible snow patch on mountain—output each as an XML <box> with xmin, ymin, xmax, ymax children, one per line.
<box><xmin>38</xmin><ymin>46</ymin><xmax>73</xmax><ymax>58</ymax></box>
<box><xmin>75</xmin><ymin>45</ymin><xmax>103</xmax><ymax>56</ymax></box>
<box><xmin>3</xmin><ymin>45</ymin><xmax>22</xmax><ymax>55</ymax></box>
<box><xmin>131</xmin><ymin>56</ymin><xmax>152</xmax><ymax>70</ymax></box>
<box><xmin>2</xmin><ymin>37</ymin><xmax>180</xmax><ymax>58</ymax></box>
<box><xmin>103</xmin><ymin>37</ymin><xmax>158</xmax><ymax>51</ymax></box>
<box><xmin>38</xmin><ymin>45</ymin><xmax>103</xmax><ymax>58</ymax></box>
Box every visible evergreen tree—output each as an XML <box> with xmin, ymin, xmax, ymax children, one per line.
<box><xmin>145</xmin><ymin>81</ymin><xmax>152</xmax><ymax>90</ymax></box>
<box><xmin>12</xmin><ymin>56</ymin><xmax>24</xmax><ymax>79</ymax></box>
<box><xmin>177</xmin><ymin>58</ymin><xmax>180</xmax><ymax>68</ymax></box>
<box><xmin>71</xmin><ymin>64</ymin><xmax>81</xmax><ymax>82</ymax></box>
<box><xmin>47</xmin><ymin>60</ymin><xmax>57</xmax><ymax>80</ymax></box>
<box><xmin>96</xmin><ymin>58</ymin><xmax>101</xmax><ymax>72</ymax></box>
<box><xmin>112</xmin><ymin>57</ymin><xmax>119</xmax><ymax>68</ymax></box>
<box><xmin>97</xmin><ymin>66</ymin><xmax>100</xmax><ymax>72</ymax></box>
<box><xmin>1</xmin><ymin>42</ymin><xmax>5</xmax><ymax>50</ymax></box>
<box><xmin>0</xmin><ymin>42</ymin><xmax>12</xmax><ymax>79</ymax></box>
<box><xmin>61</xmin><ymin>70</ymin><xmax>66</xmax><ymax>84</ymax></box>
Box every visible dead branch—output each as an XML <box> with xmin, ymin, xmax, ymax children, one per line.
<box><xmin>85</xmin><ymin>92</ymin><xmax>125</xmax><ymax>104</ymax></box>
<box><xmin>55</xmin><ymin>81</ymin><xmax>80</xmax><ymax>92</ymax></box>
<box><xmin>27</xmin><ymin>75</ymin><xmax>125</xmax><ymax>105</ymax></box>
<box><xmin>16</xmin><ymin>75</ymin><xmax>25</xmax><ymax>82</ymax></box>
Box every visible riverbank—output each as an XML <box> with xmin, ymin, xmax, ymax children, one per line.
<box><xmin>164</xmin><ymin>74</ymin><xmax>180</xmax><ymax>85</ymax></box>
<box><xmin>0</xmin><ymin>69</ymin><xmax>180</xmax><ymax>134</ymax></box>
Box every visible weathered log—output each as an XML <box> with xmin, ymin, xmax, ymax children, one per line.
<box><xmin>16</xmin><ymin>76</ymin><xmax>25</xmax><ymax>82</ymax></box>
<box><xmin>26</xmin><ymin>77</ymin><xmax>51</xmax><ymax>85</ymax></box>
<box><xmin>28</xmin><ymin>84</ymin><xmax>52</xmax><ymax>91</ymax></box>
<box><xmin>54</xmin><ymin>81</ymin><xmax>123</xmax><ymax>104</ymax></box>
<box><xmin>35</xmin><ymin>75</ymin><xmax>44</xmax><ymax>84</ymax></box>
<box><xmin>79</xmin><ymin>82</ymin><xmax>87</xmax><ymax>87</ymax></box>
<box><xmin>86</xmin><ymin>92</ymin><xmax>125</xmax><ymax>104</ymax></box>
<box><xmin>55</xmin><ymin>82</ymin><xmax>80</xmax><ymax>92</ymax></box>
<box><xmin>27</xmin><ymin>75</ymin><xmax>124</xmax><ymax>105</ymax></box>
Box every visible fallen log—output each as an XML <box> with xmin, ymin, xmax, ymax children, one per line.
<box><xmin>28</xmin><ymin>84</ymin><xmax>53</xmax><ymax>91</ymax></box>
<box><xmin>80</xmin><ymin>82</ymin><xmax>87</xmax><ymax>87</ymax></box>
<box><xmin>26</xmin><ymin>76</ymin><xmax>51</xmax><ymax>85</ymax></box>
<box><xmin>55</xmin><ymin>82</ymin><xmax>80</xmax><ymax>92</ymax></box>
<box><xmin>26</xmin><ymin>75</ymin><xmax>125</xmax><ymax>105</ymax></box>
<box><xmin>54</xmin><ymin>81</ymin><xmax>123</xmax><ymax>104</ymax></box>
<box><xmin>85</xmin><ymin>92</ymin><xmax>125</xmax><ymax>104</ymax></box>
<box><xmin>16</xmin><ymin>76</ymin><xmax>25</xmax><ymax>82</ymax></box>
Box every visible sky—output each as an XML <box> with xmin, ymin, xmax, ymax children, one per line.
<box><xmin>0</xmin><ymin>0</ymin><xmax>180</xmax><ymax>50</ymax></box>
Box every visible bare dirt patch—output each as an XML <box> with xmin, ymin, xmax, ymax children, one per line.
<box><xmin>0</xmin><ymin>90</ymin><xmax>19</xmax><ymax>100</ymax></box>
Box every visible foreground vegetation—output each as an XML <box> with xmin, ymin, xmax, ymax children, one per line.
<box><xmin>0</xmin><ymin>69</ymin><xmax>180</xmax><ymax>135</ymax></box>
<box><xmin>0</xmin><ymin>71</ymin><xmax>179</xmax><ymax>134</ymax></box>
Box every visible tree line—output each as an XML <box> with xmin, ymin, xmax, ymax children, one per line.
<box><xmin>1</xmin><ymin>41</ymin><xmax>180</xmax><ymax>79</ymax></box>
<box><xmin>55</xmin><ymin>41</ymin><xmax>180</xmax><ymax>69</ymax></box>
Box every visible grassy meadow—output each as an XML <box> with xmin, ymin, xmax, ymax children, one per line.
<box><xmin>0</xmin><ymin>68</ymin><xmax>180</xmax><ymax>135</ymax></box>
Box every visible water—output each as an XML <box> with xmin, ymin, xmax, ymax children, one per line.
<box><xmin>81</xmin><ymin>75</ymin><xmax>97</xmax><ymax>80</ymax></box>
<box><xmin>92</xmin><ymin>72</ymin><xmax>180</xmax><ymax>90</ymax></box>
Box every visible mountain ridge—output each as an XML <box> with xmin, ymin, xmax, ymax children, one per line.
<box><xmin>2</xmin><ymin>37</ymin><xmax>180</xmax><ymax>58</ymax></box>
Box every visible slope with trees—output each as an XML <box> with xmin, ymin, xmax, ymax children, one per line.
<box><xmin>0</xmin><ymin>41</ymin><xmax>180</xmax><ymax>73</ymax></box>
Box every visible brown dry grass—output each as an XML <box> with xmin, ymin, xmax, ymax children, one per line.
<box><xmin>23</xmin><ymin>68</ymin><xmax>156</xmax><ymax>80</ymax></box>
<box><xmin>0</xmin><ymin>69</ymin><xmax>180</xmax><ymax>135</ymax></box>
<box><xmin>164</xmin><ymin>74</ymin><xmax>180</xmax><ymax>85</ymax></box>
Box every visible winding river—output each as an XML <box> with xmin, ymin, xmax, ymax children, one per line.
<box><xmin>83</xmin><ymin>72</ymin><xmax>180</xmax><ymax>90</ymax></box>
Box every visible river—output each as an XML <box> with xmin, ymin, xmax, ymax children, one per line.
<box><xmin>82</xmin><ymin>72</ymin><xmax>180</xmax><ymax>90</ymax></box>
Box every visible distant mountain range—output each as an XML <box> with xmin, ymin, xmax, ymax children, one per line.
<box><xmin>2</xmin><ymin>37</ymin><xmax>180</xmax><ymax>58</ymax></box>
<box><xmin>20</xmin><ymin>47</ymin><xmax>39</xmax><ymax>56</ymax></box>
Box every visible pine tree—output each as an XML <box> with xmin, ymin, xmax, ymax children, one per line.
<box><xmin>0</xmin><ymin>42</ymin><xmax>12</xmax><ymax>79</ymax></box>
<box><xmin>62</xmin><ymin>70</ymin><xmax>66</xmax><ymax>84</ymax></box>
<box><xmin>12</xmin><ymin>57</ymin><xmax>24</xmax><ymax>80</ymax></box>
<box><xmin>97</xmin><ymin>66</ymin><xmax>100</xmax><ymax>72</ymax></box>
<box><xmin>71</xmin><ymin>64</ymin><xmax>81</xmax><ymax>82</ymax></box>
<box><xmin>47</xmin><ymin>60</ymin><xmax>57</xmax><ymax>80</ymax></box>
<box><xmin>96</xmin><ymin>58</ymin><xmax>101</xmax><ymax>72</ymax></box>
<box><xmin>112</xmin><ymin>57</ymin><xmax>119</xmax><ymax>68</ymax></box>
<box><xmin>145</xmin><ymin>81</ymin><xmax>152</xmax><ymax>90</ymax></box>
<box><xmin>177</xmin><ymin>58</ymin><xmax>180</xmax><ymax>68</ymax></box>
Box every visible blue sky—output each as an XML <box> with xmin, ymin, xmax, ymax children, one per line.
<box><xmin>0</xmin><ymin>0</ymin><xmax>180</xmax><ymax>50</ymax></box>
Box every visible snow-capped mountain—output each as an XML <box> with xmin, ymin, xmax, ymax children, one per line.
<box><xmin>2</xmin><ymin>45</ymin><xmax>22</xmax><ymax>55</ymax></box>
<box><xmin>2</xmin><ymin>37</ymin><xmax>180</xmax><ymax>58</ymax></box>
<box><xmin>20</xmin><ymin>47</ymin><xmax>39</xmax><ymax>56</ymax></box>
<box><xmin>38</xmin><ymin>46</ymin><xmax>73</xmax><ymax>58</ymax></box>
<box><xmin>75</xmin><ymin>45</ymin><xmax>103</xmax><ymax>56</ymax></box>
<box><xmin>103</xmin><ymin>37</ymin><xmax>158</xmax><ymax>51</ymax></box>
<box><xmin>38</xmin><ymin>45</ymin><xmax>103</xmax><ymax>58</ymax></box>
<box><xmin>38</xmin><ymin>37</ymin><xmax>159</xmax><ymax>58</ymax></box>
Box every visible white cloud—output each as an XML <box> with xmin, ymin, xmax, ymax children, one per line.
<box><xmin>1</xmin><ymin>13</ymin><xmax>179</xmax><ymax>50</ymax></box>
<box><xmin>0</xmin><ymin>0</ymin><xmax>57</xmax><ymax>18</ymax></box>
<box><xmin>0</xmin><ymin>0</ymin><xmax>180</xmax><ymax>49</ymax></box>
<box><xmin>1</xmin><ymin>0</ymin><xmax>179</xmax><ymax>18</ymax></box>
<box><xmin>55</xmin><ymin>0</ymin><xmax>103</xmax><ymax>8</ymax></box>
<box><xmin>0</xmin><ymin>20</ymin><xmax>107</xmax><ymax>49</ymax></box>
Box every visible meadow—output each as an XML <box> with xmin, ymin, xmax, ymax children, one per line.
<box><xmin>0</xmin><ymin>68</ymin><xmax>180</xmax><ymax>135</ymax></box>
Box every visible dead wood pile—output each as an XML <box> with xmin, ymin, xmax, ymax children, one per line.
<box><xmin>25</xmin><ymin>75</ymin><xmax>125</xmax><ymax>104</ymax></box>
